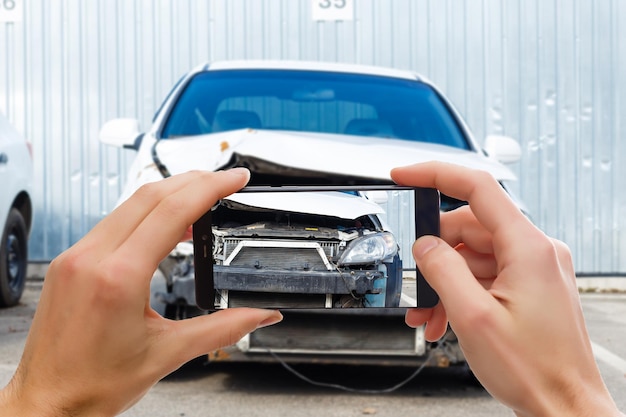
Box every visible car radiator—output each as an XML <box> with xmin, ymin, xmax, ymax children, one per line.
<box><xmin>222</xmin><ymin>237</ymin><xmax>340</xmax><ymax>270</ymax></box>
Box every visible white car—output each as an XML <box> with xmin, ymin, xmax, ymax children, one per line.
<box><xmin>100</xmin><ymin>60</ymin><xmax>523</xmax><ymax>364</ymax></box>
<box><xmin>0</xmin><ymin>112</ymin><xmax>34</xmax><ymax>307</ymax></box>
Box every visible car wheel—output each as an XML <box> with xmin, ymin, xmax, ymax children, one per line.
<box><xmin>0</xmin><ymin>208</ymin><xmax>28</xmax><ymax>307</ymax></box>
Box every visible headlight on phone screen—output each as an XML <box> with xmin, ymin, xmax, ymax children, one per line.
<box><xmin>337</xmin><ymin>232</ymin><xmax>398</xmax><ymax>266</ymax></box>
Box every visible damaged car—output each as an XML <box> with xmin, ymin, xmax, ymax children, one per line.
<box><xmin>99</xmin><ymin>60</ymin><xmax>523</xmax><ymax>365</ymax></box>
<box><xmin>208</xmin><ymin>188</ymin><xmax>403</xmax><ymax>310</ymax></box>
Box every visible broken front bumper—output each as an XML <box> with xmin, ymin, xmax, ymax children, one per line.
<box><xmin>214</xmin><ymin>266</ymin><xmax>382</xmax><ymax>294</ymax></box>
<box><xmin>214</xmin><ymin>266</ymin><xmax>384</xmax><ymax>309</ymax></box>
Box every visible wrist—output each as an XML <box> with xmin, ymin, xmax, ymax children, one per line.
<box><xmin>514</xmin><ymin>376</ymin><xmax>622</xmax><ymax>417</ymax></box>
<box><xmin>0</xmin><ymin>378</ymin><xmax>37</xmax><ymax>417</ymax></box>
<box><xmin>1</xmin><ymin>374</ymin><xmax>92</xmax><ymax>417</ymax></box>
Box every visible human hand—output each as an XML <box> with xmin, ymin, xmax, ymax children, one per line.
<box><xmin>0</xmin><ymin>168</ymin><xmax>283</xmax><ymax>417</ymax></box>
<box><xmin>392</xmin><ymin>162</ymin><xmax>622</xmax><ymax>417</ymax></box>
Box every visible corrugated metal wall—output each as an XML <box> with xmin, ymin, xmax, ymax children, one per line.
<box><xmin>1</xmin><ymin>0</ymin><xmax>625</xmax><ymax>274</ymax></box>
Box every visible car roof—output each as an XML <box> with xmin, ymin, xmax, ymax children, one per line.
<box><xmin>195</xmin><ymin>60</ymin><xmax>425</xmax><ymax>82</ymax></box>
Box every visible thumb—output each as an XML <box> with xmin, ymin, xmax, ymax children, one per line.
<box><xmin>413</xmin><ymin>235</ymin><xmax>493</xmax><ymax>325</ymax></box>
<box><xmin>162</xmin><ymin>308</ymin><xmax>283</xmax><ymax>368</ymax></box>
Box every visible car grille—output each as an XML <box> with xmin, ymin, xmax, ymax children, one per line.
<box><xmin>223</xmin><ymin>238</ymin><xmax>340</xmax><ymax>270</ymax></box>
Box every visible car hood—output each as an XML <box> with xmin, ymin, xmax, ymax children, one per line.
<box><xmin>149</xmin><ymin>129</ymin><xmax>516</xmax><ymax>218</ymax></box>
<box><xmin>156</xmin><ymin>128</ymin><xmax>517</xmax><ymax>181</ymax></box>
<box><xmin>219</xmin><ymin>190</ymin><xmax>385</xmax><ymax>219</ymax></box>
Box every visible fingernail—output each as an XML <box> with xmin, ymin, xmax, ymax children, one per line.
<box><xmin>414</xmin><ymin>236</ymin><xmax>440</xmax><ymax>259</ymax></box>
<box><xmin>227</xmin><ymin>167</ymin><xmax>251</xmax><ymax>180</ymax></box>
<box><xmin>257</xmin><ymin>311</ymin><xmax>283</xmax><ymax>329</ymax></box>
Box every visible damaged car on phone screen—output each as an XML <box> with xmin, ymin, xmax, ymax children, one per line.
<box><xmin>99</xmin><ymin>60</ymin><xmax>524</xmax><ymax>367</ymax></box>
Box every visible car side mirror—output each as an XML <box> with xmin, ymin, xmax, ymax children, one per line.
<box><xmin>484</xmin><ymin>135</ymin><xmax>522</xmax><ymax>164</ymax></box>
<box><xmin>99</xmin><ymin>118</ymin><xmax>143</xmax><ymax>150</ymax></box>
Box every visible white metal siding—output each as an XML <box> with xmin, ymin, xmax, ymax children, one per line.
<box><xmin>1</xmin><ymin>0</ymin><xmax>625</xmax><ymax>274</ymax></box>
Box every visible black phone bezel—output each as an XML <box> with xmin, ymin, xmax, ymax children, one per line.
<box><xmin>193</xmin><ymin>184</ymin><xmax>440</xmax><ymax>311</ymax></box>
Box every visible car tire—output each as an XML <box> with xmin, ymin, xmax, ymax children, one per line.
<box><xmin>0</xmin><ymin>208</ymin><xmax>28</xmax><ymax>307</ymax></box>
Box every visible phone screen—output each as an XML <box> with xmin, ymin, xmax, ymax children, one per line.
<box><xmin>193</xmin><ymin>184</ymin><xmax>439</xmax><ymax>311</ymax></box>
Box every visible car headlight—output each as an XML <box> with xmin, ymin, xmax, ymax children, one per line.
<box><xmin>337</xmin><ymin>232</ymin><xmax>398</xmax><ymax>266</ymax></box>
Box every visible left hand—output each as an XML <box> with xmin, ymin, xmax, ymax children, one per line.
<box><xmin>0</xmin><ymin>168</ymin><xmax>283</xmax><ymax>417</ymax></box>
<box><xmin>392</xmin><ymin>162</ymin><xmax>621</xmax><ymax>417</ymax></box>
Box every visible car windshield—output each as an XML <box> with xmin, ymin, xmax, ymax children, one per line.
<box><xmin>160</xmin><ymin>69</ymin><xmax>470</xmax><ymax>150</ymax></box>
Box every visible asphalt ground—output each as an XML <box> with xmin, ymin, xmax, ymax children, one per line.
<box><xmin>1</xmin><ymin>278</ymin><xmax>625</xmax><ymax>417</ymax></box>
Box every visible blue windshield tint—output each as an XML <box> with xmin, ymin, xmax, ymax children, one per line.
<box><xmin>161</xmin><ymin>69</ymin><xmax>470</xmax><ymax>150</ymax></box>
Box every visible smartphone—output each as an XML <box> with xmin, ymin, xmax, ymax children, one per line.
<box><xmin>193</xmin><ymin>184</ymin><xmax>439</xmax><ymax>311</ymax></box>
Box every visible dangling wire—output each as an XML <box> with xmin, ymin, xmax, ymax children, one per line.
<box><xmin>257</xmin><ymin>333</ymin><xmax>451</xmax><ymax>394</ymax></box>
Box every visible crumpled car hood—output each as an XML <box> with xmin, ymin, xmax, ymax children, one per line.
<box><xmin>219</xmin><ymin>191</ymin><xmax>385</xmax><ymax>219</ymax></box>
<box><xmin>156</xmin><ymin>128</ymin><xmax>517</xmax><ymax>182</ymax></box>
<box><xmin>148</xmin><ymin>129</ymin><xmax>516</xmax><ymax>218</ymax></box>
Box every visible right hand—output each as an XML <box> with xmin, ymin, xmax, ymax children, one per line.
<box><xmin>392</xmin><ymin>162</ymin><xmax>623</xmax><ymax>417</ymax></box>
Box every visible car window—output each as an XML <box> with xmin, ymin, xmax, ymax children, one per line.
<box><xmin>160</xmin><ymin>69</ymin><xmax>470</xmax><ymax>150</ymax></box>
<box><xmin>215</xmin><ymin>96</ymin><xmax>377</xmax><ymax>135</ymax></box>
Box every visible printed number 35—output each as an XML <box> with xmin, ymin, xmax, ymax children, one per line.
<box><xmin>319</xmin><ymin>0</ymin><xmax>346</xmax><ymax>9</ymax></box>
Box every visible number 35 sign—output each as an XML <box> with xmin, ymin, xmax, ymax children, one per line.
<box><xmin>312</xmin><ymin>0</ymin><xmax>354</xmax><ymax>21</ymax></box>
<box><xmin>0</xmin><ymin>0</ymin><xmax>23</xmax><ymax>22</ymax></box>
